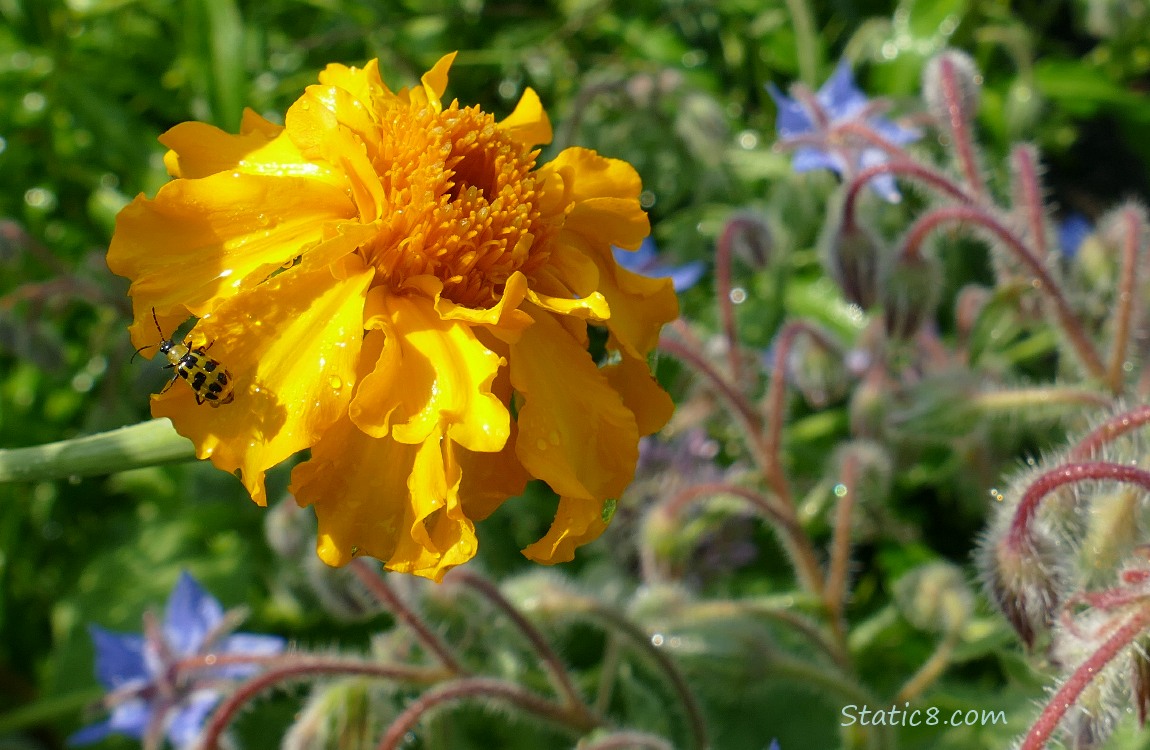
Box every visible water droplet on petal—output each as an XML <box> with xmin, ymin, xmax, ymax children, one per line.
<box><xmin>548</xmin><ymin>431</ymin><xmax>561</xmax><ymax>445</ymax></box>
<box><xmin>329</xmin><ymin>376</ymin><xmax>342</xmax><ymax>390</ymax></box>
<box><xmin>535</xmin><ymin>438</ymin><xmax>548</xmax><ymax>451</ymax></box>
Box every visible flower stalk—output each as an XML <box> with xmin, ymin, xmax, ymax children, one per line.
<box><xmin>0</xmin><ymin>418</ymin><xmax>195</xmax><ymax>484</ymax></box>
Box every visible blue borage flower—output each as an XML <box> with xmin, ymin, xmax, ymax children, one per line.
<box><xmin>70</xmin><ymin>572</ymin><xmax>285</xmax><ymax>749</ymax></box>
<box><xmin>613</xmin><ymin>237</ymin><xmax>705</xmax><ymax>292</ymax></box>
<box><xmin>1058</xmin><ymin>212</ymin><xmax>1093</xmax><ymax>260</ymax></box>
<box><xmin>767</xmin><ymin>61</ymin><xmax>921</xmax><ymax>202</ymax></box>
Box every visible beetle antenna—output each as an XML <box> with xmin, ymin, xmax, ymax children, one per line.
<box><xmin>151</xmin><ymin>307</ymin><xmax>165</xmax><ymax>338</ymax></box>
<box><xmin>130</xmin><ymin>343</ymin><xmax>155</xmax><ymax>363</ymax></box>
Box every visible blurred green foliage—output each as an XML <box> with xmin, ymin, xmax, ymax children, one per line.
<box><xmin>2</xmin><ymin>0</ymin><xmax>1150</xmax><ymax>748</ymax></box>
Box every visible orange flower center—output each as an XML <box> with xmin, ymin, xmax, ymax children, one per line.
<box><xmin>356</xmin><ymin>101</ymin><xmax>555</xmax><ymax>308</ymax></box>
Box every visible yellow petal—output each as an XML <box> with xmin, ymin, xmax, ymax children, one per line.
<box><xmin>352</xmin><ymin>285</ymin><xmax>510</xmax><ymax>454</ymax></box>
<box><xmin>524</xmin><ymin>285</ymin><xmax>610</xmax><ymax>320</ymax></box>
<box><xmin>293</xmin><ymin>418</ymin><xmax>479</xmax><ymax>581</ymax></box>
<box><xmin>111</xmin><ymin>173</ymin><xmax>358</xmax><ymax>349</ymax></box>
<box><xmin>509</xmin><ymin>305</ymin><xmax>639</xmax><ymax>501</ymax></box>
<box><xmin>581</xmin><ymin>243</ymin><xmax>679</xmax><ymax>359</ymax></box>
<box><xmin>522</xmin><ymin>495</ymin><xmax>613</xmax><ymax>565</ymax></box>
<box><xmin>418</xmin><ymin>52</ymin><xmax>457</xmax><ymax>109</ymax></box>
<box><xmin>565</xmin><ymin>197</ymin><xmax>650</xmax><ymax>251</ymax></box>
<box><xmin>286</xmin><ymin>86</ymin><xmax>385</xmax><ymax>221</ymax></box>
<box><xmin>387</xmin><ymin>436</ymin><xmax>477</xmax><ymax>580</ymax></box>
<box><xmin>160</xmin><ymin>115</ymin><xmax>346</xmax><ymax>189</ymax></box>
<box><xmin>499</xmin><ymin>88</ymin><xmax>552</xmax><ymax>148</ymax></box>
<box><xmin>602</xmin><ymin>343</ymin><xmax>674</xmax><ymax>437</ymax></box>
<box><xmin>543</xmin><ymin>147</ymin><xmax>643</xmax><ymax>205</ymax></box>
<box><xmin>425</xmin><ymin>272</ymin><xmax>535</xmax><ymax>342</ymax></box>
<box><xmin>151</xmin><ymin>262</ymin><xmax>374</xmax><ymax>506</ymax></box>
<box><xmin>317</xmin><ymin>59</ymin><xmax>393</xmax><ymax>106</ymax></box>
<box><xmin>456</xmin><ymin>425</ymin><xmax>531</xmax><ymax>522</ymax></box>
<box><xmin>160</xmin><ymin>109</ymin><xmax>283</xmax><ymax>179</ymax></box>
<box><xmin>292</xmin><ymin>411</ymin><xmax>417</xmax><ymax>566</ymax></box>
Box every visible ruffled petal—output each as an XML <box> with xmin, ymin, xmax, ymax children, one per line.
<box><xmin>602</xmin><ymin>344</ymin><xmax>674</xmax><ymax>437</ymax></box>
<box><xmin>538</xmin><ymin>148</ymin><xmax>649</xmax><ymax>250</ymax></box>
<box><xmin>499</xmin><ymin>88</ymin><xmax>552</xmax><ymax>148</ymax></box>
<box><xmin>318</xmin><ymin>59</ymin><xmax>393</xmax><ymax>107</ymax></box>
<box><xmin>287</xmin><ymin>86</ymin><xmax>385</xmax><ymax>221</ymax></box>
<box><xmin>111</xmin><ymin>173</ymin><xmax>358</xmax><ymax>349</ymax></box>
<box><xmin>509</xmin><ymin>306</ymin><xmax>639</xmax><ymax>501</ymax></box>
<box><xmin>386</xmin><ymin>436</ymin><xmax>476</xmax><ymax>580</ymax></box>
<box><xmin>428</xmin><ymin>272</ymin><xmax>534</xmax><ymax>342</ymax></box>
<box><xmin>292</xmin><ymin>415</ymin><xmax>477</xmax><ymax>581</ymax></box>
<box><xmin>353</xmin><ymin>284</ymin><xmax>509</xmax><ymax>453</ymax></box>
<box><xmin>577</xmin><ymin>242</ymin><xmax>679</xmax><ymax>359</ymax></box>
<box><xmin>521</xmin><ymin>495</ymin><xmax>613</xmax><ymax>565</ymax></box>
<box><xmin>152</xmin><ymin>261</ymin><xmax>373</xmax><ymax>506</ymax></box>
<box><xmin>160</xmin><ymin>109</ymin><xmax>285</xmax><ymax>179</ymax></box>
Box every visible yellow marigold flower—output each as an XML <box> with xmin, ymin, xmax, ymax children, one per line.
<box><xmin>108</xmin><ymin>53</ymin><xmax>677</xmax><ymax>580</ymax></box>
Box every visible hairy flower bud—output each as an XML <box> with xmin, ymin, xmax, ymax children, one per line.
<box><xmin>723</xmin><ymin>211</ymin><xmax>774</xmax><ymax>269</ymax></box>
<box><xmin>922</xmin><ymin>50</ymin><xmax>982</xmax><ymax>131</ymax></box>
<box><xmin>894</xmin><ymin>561</ymin><xmax>974</xmax><ymax>635</ymax></box>
<box><xmin>978</xmin><ymin>526</ymin><xmax>1063</xmax><ymax>649</ymax></box>
<box><xmin>849</xmin><ymin>366</ymin><xmax>890</xmax><ymax>440</ymax></box>
<box><xmin>821</xmin><ymin>202</ymin><xmax>885</xmax><ymax>309</ymax></box>
<box><xmin>880</xmin><ymin>245</ymin><xmax>943</xmax><ymax>340</ymax></box>
<box><xmin>786</xmin><ymin>328</ymin><xmax>848</xmax><ymax>408</ymax></box>
<box><xmin>284</xmin><ymin>678</ymin><xmax>381</xmax><ymax>750</ymax></box>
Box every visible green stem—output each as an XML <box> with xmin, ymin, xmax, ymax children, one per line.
<box><xmin>783</xmin><ymin>0</ymin><xmax>820</xmax><ymax>88</ymax></box>
<box><xmin>0</xmin><ymin>419</ymin><xmax>196</xmax><ymax>483</ymax></box>
<box><xmin>0</xmin><ymin>687</ymin><xmax>105</xmax><ymax>732</ymax></box>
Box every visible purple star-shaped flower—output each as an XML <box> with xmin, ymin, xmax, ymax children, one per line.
<box><xmin>70</xmin><ymin>572</ymin><xmax>286</xmax><ymax>749</ymax></box>
<box><xmin>767</xmin><ymin>61</ymin><xmax>920</xmax><ymax>202</ymax></box>
<box><xmin>614</xmin><ymin>237</ymin><xmax>705</xmax><ymax>292</ymax></box>
<box><xmin>1058</xmin><ymin>212</ymin><xmax>1093</xmax><ymax>260</ymax></box>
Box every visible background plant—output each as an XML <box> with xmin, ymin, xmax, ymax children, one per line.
<box><xmin>4</xmin><ymin>0</ymin><xmax>1150</xmax><ymax>748</ymax></box>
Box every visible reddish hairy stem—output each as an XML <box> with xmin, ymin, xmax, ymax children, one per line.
<box><xmin>903</xmin><ymin>205</ymin><xmax>1107</xmax><ymax>380</ymax></box>
<box><xmin>444</xmin><ymin>569</ymin><xmax>591</xmax><ymax>721</ymax></box>
<box><xmin>199</xmin><ymin>658</ymin><xmax>447</xmax><ymax>749</ymax></box>
<box><xmin>1008</xmin><ymin>462</ymin><xmax>1150</xmax><ymax>549</ymax></box>
<box><xmin>763</xmin><ymin>321</ymin><xmax>842</xmax><ymax>512</ymax></box>
<box><xmin>657</xmin><ymin>335</ymin><xmax>766</xmax><ymax>464</ymax></box>
<box><xmin>350</xmin><ymin>559</ymin><xmax>466</xmax><ymax>674</ymax></box>
<box><xmin>1020</xmin><ymin>605</ymin><xmax>1150</xmax><ymax>750</ymax></box>
<box><xmin>652</xmin><ymin>481</ymin><xmax>824</xmax><ymax>597</ymax></box>
<box><xmin>1107</xmin><ymin>207</ymin><xmax>1142</xmax><ymax>393</ymax></box>
<box><xmin>1067</xmin><ymin>405</ymin><xmax>1150</xmax><ymax>461</ymax></box>
<box><xmin>375</xmin><ymin>677</ymin><xmax>599</xmax><ymax>750</ymax></box>
<box><xmin>825</xmin><ymin>451</ymin><xmax>860</xmax><ymax>625</ymax></box>
<box><xmin>715</xmin><ymin>216</ymin><xmax>758</xmax><ymax>384</ymax></box>
<box><xmin>843</xmin><ymin>160</ymin><xmax>972</xmax><ymax>232</ymax></box>
<box><xmin>939</xmin><ymin>55</ymin><xmax>985</xmax><ymax>198</ymax></box>
<box><xmin>582</xmin><ymin>602</ymin><xmax>709</xmax><ymax>750</ymax></box>
<box><xmin>1012</xmin><ymin>146</ymin><xmax>1047</xmax><ymax>258</ymax></box>
<box><xmin>581</xmin><ymin>731</ymin><xmax>675</xmax><ymax>750</ymax></box>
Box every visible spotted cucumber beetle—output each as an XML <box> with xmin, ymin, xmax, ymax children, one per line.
<box><xmin>133</xmin><ymin>308</ymin><xmax>235</xmax><ymax>407</ymax></box>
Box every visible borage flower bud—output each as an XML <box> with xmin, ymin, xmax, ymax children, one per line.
<box><xmin>922</xmin><ymin>50</ymin><xmax>982</xmax><ymax>131</ymax></box>
<box><xmin>893</xmin><ymin>561</ymin><xmax>973</xmax><ymax>635</ymax></box>
<box><xmin>722</xmin><ymin>211</ymin><xmax>773</xmax><ymax>269</ymax></box>
<box><xmin>108</xmin><ymin>54</ymin><xmax>679</xmax><ymax>581</ymax></box>
<box><xmin>977</xmin><ymin>524</ymin><xmax>1063</xmax><ymax>649</ymax></box>
<box><xmin>786</xmin><ymin>327</ymin><xmax>848</xmax><ymax>408</ymax></box>
<box><xmin>820</xmin><ymin>201</ymin><xmax>885</xmax><ymax>309</ymax></box>
<box><xmin>880</xmin><ymin>242</ymin><xmax>942</xmax><ymax>340</ymax></box>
